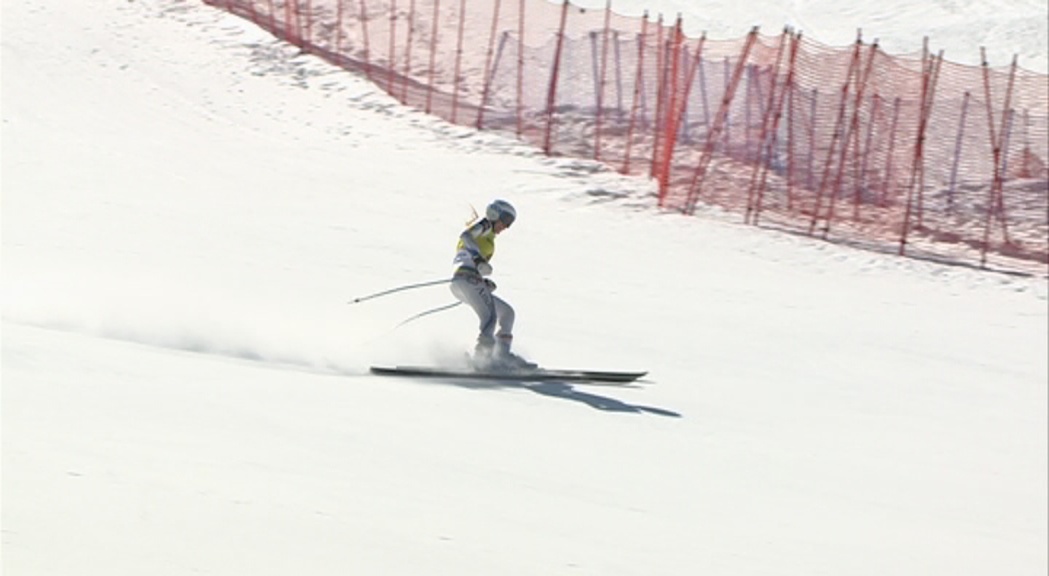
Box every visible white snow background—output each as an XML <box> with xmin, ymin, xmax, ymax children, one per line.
<box><xmin>2</xmin><ymin>0</ymin><xmax>1047</xmax><ymax>574</ymax></box>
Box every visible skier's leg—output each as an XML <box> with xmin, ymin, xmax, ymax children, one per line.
<box><xmin>492</xmin><ymin>297</ymin><xmax>535</xmax><ymax>369</ymax></box>
<box><xmin>450</xmin><ymin>275</ymin><xmax>497</xmax><ymax>358</ymax></box>
<box><xmin>492</xmin><ymin>296</ymin><xmax>515</xmax><ymax>340</ymax></box>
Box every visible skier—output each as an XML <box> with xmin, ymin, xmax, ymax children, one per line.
<box><xmin>450</xmin><ymin>199</ymin><xmax>536</xmax><ymax>371</ymax></box>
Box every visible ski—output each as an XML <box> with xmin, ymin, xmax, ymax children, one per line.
<box><xmin>369</xmin><ymin>365</ymin><xmax>647</xmax><ymax>384</ymax></box>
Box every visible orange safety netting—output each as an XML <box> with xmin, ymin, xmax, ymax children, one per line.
<box><xmin>207</xmin><ymin>0</ymin><xmax>1049</xmax><ymax>275</ymax></box>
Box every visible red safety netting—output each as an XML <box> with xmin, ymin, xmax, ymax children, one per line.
<box><xmin>207</xmin><ymin>0</ymin><xmax>1048</xmax><ymax>275</ymax></box>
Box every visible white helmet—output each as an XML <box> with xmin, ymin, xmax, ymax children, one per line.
<box><xmin>486</xmin><ymin>199</ymin><xmax>516</xmax><ymax>227</ymax></box>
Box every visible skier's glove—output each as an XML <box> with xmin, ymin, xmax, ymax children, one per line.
<box><xmin>474</xmin><ymin>253</ymin><xmax>493</xmax><ymax>276</ymax></box>
<box><xmin>483</xmin><ymin>278</ymin><xmax>497</xmax><ymax>291</ymax></box>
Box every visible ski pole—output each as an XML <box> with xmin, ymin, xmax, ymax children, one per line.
<box><xmin>396</xmin><ymin>301</ymin><xmax>462</xmax><ymax>327</ymax></box>
<box><xmin>349</xmin><ymin>278</ymin><xmax>451</xmax><ymax>304</ymax></box>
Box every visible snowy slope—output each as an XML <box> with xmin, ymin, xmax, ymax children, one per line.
<box><xmin>2</xmin><ymin>1</ymin><xmax>1047</xmax><ymax>575</ymax></box>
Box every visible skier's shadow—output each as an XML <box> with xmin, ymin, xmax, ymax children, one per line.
<box><xmin>527</xmin><ymin>381</ymin><xmax>681</xmax><ymax>417</ymax></box>
<box><xmin>433</xmin><ymin>377</ymin><xmax>681</xmax><ymax>417</ymax></box>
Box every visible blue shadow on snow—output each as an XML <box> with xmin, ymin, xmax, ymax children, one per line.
<box><xmin>418</xmin><ymin>376</ymin><xmax>681</xmax><ymax>417</ymax></box>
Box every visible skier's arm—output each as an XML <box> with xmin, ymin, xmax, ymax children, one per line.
<box><xmin>453</xmin><ymin>220</ymin><xmax>494</xmax><ymax>275</ymax></box>
<box><xmin>458</xmin><ymin>223</ymin><xmax>485</xmax><ymax>259</ymax></box>
<box><xmin>460</xmin><ymin>220</ymin><xmax>492</xmax><ymax>263</ymax></box>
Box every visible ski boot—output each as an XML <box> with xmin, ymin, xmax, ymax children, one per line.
<box><xmin>493</xmin><ymin>336</ymin><xmax>538</xmax><ymax>371</ymax></box>
<box><xmin>470</xmin><ymin>337</ymin><xmax>537</xmax><ymax>373</ymax></box>
<box><xmin>469</xmin><ymin>339</ymin><xmax>499</xmax><ymax>372</ymax></box>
